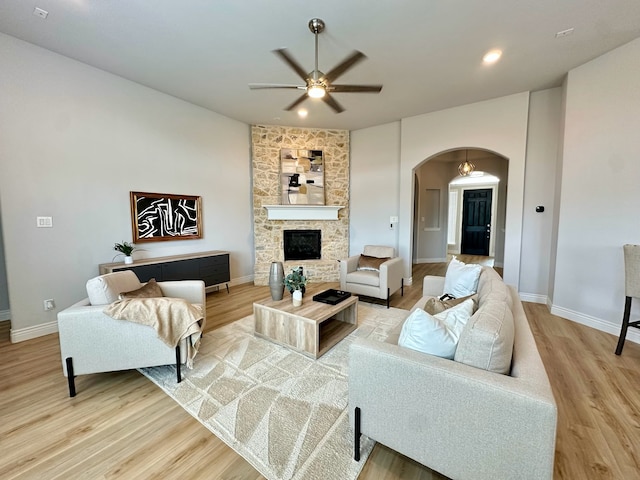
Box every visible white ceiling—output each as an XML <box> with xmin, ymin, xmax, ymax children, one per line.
<box><xmin>1</xmin><ymin>1</ymin><xmax>639</xmax><ymax>131</ymax></box>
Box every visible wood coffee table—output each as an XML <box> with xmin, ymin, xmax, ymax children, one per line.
<box><xmin>253</xmin><ymin>286</ymin><xmax>358</xmax><ymax>359</ymax></box>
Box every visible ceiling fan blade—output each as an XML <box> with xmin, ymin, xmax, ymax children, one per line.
<box><xmin>330</xmin><ymin>84</ymin><xmax>383</xmax><ymax>93</ymax></box>
<box><xmin>249</xmin><ymin>83</ymin><xmax>306</xmax><ymax>90</ymax></box>
<box><xmin>322</xmin><ymin>93</ymin><xmax>345</xmax><ymax>113</ymax></box>
<box><xmin>323</xmin><ymin>51</ymin><xmax>366</xmax><ymax>84</ymax></box>
<box><xmin>273</xmin><ymin>49</ymin><xmax>309</xmax><ymax>82</ymax></box>
<box><xmin>284</xmin><ymin>93</ymin><xmax>309</xmax><ymax>111</ymax></box>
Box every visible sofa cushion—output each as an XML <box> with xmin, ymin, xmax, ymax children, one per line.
<box><xmin>454</xmin><ymin>297</ymin><xmax>515</xmax><ymax>374</ymax></box>
<box><xmin>357</xmin><ymin>254</ymin><xmax>390</xmax><ymax>272</ymax></box>
<box><xmin>345</xmin><ymin>270</ymin><xmax>380</xmax><ymax>287</ymax></box>
<box><xmin>398</xmin><ymin>299</ymin><xmax>475</xmax><ymax>359</ymax></box>
<box><xmin>477</xmin><ymin>267</ymin><xmax>513</xmax><ymax>309</ymax></box>
<box><xmin>119</xmin><ymin>278</ymin><xmax>164</xmax><ymax>299</ymax></box>
<box><xmin>86</xmin><ymin>270</ymin><xmax>142</xmax><ymax>306</ymax></box>
<box><xmin>443</xmin><ymin>257</ymin><xmax>482</xmax><ymax>298</ymax></box>
<box><xmin>424</xmin><ymin>294</ymin><xmax>477</xmax><ymax>315</ymax></box>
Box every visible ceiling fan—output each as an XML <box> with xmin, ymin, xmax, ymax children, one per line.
<box><xmin>249</xmin><ymin>18</ymin><xmax>383</xmax><ymax>113</ymax></box>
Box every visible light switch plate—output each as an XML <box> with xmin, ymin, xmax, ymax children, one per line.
<box><xmin>37</xmin><ymin>216</ymin><xmax>53</xmax><ymax>228</ymax></box>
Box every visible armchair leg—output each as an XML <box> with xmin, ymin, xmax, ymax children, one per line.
<box><xmin>401</xmin><ymin>278</ymin><xmax>404</xmax><ymax>296</ymax></box>
<box><xmin>616</xmin><ymin>296</ymin><xmax>632</xmax><ymax>355</ymax></box>
<box><xmin>175</xmin><ymin>345</ymin><xmax>182</xmax><ymax>383</ymax></box>
<box><xmin>65</xmin><ymin>357</ymin><xmax>76</xmax><ymax>397</ymax></box>
<box><xmin>386</xmin><ymin>288</ymin><xmax>390</xmax><ymax>309</ymax></box>
<box><xmin>354</xmin><ymin>407</ymin><xmax>361</xmax><ymax>461</ymax></box>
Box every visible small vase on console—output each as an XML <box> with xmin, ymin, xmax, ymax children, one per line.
<box><xmin>269</xmin><ymin>261</ymin><xmax>285</xmax><ymax>301</ymax></box>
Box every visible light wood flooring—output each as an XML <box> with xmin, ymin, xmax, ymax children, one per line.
<box><xmin>1</xmin><ymin>256</ymin><xmax>639</xmax><ymax>479</ymax></box>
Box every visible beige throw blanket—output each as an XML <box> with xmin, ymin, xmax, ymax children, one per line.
<box><xmin>104</xmin><ymin>297</ymin><xmax>203</xmax><ymax>368</ymax></box>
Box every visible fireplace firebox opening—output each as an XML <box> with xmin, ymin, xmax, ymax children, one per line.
<box><xmin>284</xmin><ymin>230</ymin><xmax>321</xmax><ymax>261</ymax></box>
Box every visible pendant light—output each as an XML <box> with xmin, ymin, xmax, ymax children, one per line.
<box><xmin>458</xmin><ymin>149</ymin><xmax>475</xmax><ymax>176</ymax></box>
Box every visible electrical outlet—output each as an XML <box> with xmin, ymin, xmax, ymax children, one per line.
<box><xmin>44</xmin><ymin>299</ymin><xmax>55</xmax><ymax>311</ymax></box>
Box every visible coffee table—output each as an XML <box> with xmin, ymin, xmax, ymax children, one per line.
<box><xmin>253</xmin><ymin>287</ymin><xmax>358</xmax><ymax>359</ymax></box>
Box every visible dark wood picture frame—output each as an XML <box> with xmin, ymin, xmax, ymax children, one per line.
<box><xmin>130</xmin><ymin>191</ymin><xmax>203</xmax><ymax>243</ymax></box>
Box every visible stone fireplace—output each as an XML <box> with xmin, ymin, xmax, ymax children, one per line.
<box><xmin>251</xmin><ymin>125</ymin><xmax>350</xmax><ymax>285</ymax></box>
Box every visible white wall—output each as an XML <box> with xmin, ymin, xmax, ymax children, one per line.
<box><xmin>349</xmin><ymin>122</ymin><xmax>401</xmax><ymax>255</ymax></box>
<box><xmin>0</xmin><ymin>33</ymin><xmax>253</xmax><ymax>340</ymax></box>
<box><xmin>519</xmin><ymin>88</ymin><xmax>562</xmax><ymax>303</ymax></box>
<box><xmin>0</xmin><ymin>209</ymin><xmax>9</xmax><ymax>319</ymax></box>
<box><xmin>552</xmin><ymin>38</ymin><xmax>640</xmax><ymax>342</ymax></box>
<box><xmin>399</xmin><ymin>93</ymin><xmax>530</xmax><ymax>287</ymax></box>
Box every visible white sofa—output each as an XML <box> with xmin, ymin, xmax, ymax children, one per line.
<box><xmin>349</xmin><ymin>266</ymin><xmax>557</xmax><ymax>480</ymax></box>
<box><xmin>58</xmin><ymin>271</ymin><xmax>206</xmax><ymax>397</ymax></box>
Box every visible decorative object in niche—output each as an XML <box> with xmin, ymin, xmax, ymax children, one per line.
<box><xmin>281</xmin><ymin>148</ymin><xmax>324</xmax><ymax>205</ymax></box>
<box><xmin>130</xmin><ymin>191</ymin><xmax>202</xmax><ymax>243</ymax></box>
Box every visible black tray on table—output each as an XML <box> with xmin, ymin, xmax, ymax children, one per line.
<box><xmin>312</xmin><ymin>289</ymin><xmax>352</xmax><ymax>305</ymax></box>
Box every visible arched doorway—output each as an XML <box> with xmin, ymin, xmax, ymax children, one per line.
<box><xmin>411</xmin><ymin>148</ymin><xmax>508</xmax><ymax>267</ymax></box>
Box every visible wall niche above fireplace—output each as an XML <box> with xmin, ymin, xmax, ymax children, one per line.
<box><xmin>284</xmin><ymin>230</ymin><xmax>321</xmax><ymax>261</ymax></box>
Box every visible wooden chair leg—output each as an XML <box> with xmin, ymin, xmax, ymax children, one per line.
<box><xmin>615</xmin><ymin>296</ymin><xmax>632</xmax><ymax>355</ymax></box>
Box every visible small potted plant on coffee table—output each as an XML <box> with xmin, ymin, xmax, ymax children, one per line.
<box><xmin>284</xmin><ymin>267</ymin><xmax>307</xmax><ymax>306</ymax></box>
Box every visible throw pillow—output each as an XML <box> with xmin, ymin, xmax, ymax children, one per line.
<box><xmin>119</xmin><ymin>278</ymin><xmax>164</xmax><ymax>299</ymax></box>
<box><xmin>357</xmin><ymin>254</ymin><xmax>390</xmax><ymax>272</ymax></box>
<box><xmin>424</xmin><ymin>294</ymin><xmax>477</xmax><ymax>315</ymax></box>
<box><xmin>398</xmin><ymin>298</ymin><xmax>475</xmax><ymax>359</ymax></box>
<box><xmin>443</xmin><ymin>257</ymin><xmax>482</xmax><ymax>298</ymax></box>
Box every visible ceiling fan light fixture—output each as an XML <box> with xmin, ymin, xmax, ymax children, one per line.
<box><xmin>308</xmin><ymin>84</ymin><xmax>326</xmax><ymax>98</ymax></box>
<box><xmin>483</xmin><ymin>49</ymin><xmax>502</xmax><ymax>64</ymax></box>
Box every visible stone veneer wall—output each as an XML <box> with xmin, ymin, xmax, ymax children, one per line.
<box><xmin>252</xmin><ymin>125</ymin><xmax>350</xmax><ymax>285</ymax></box>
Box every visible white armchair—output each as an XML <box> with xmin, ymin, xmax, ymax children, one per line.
<box><xmin>57</xmin><ymin>271</ymin><xmax>206</xmax><ymax>397</ymax></box>
<box><xmin>339</xmin><ymin>245</ymin><xmax>404</xmax><ymax>308</ymax></box>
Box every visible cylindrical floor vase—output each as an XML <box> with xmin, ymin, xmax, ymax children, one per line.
<box><xmin>269</xmin><ymin>261</ymin><xmax>285</xmax><ymax>301</ymax></box>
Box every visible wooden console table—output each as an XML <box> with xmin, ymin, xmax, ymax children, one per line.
<box><xmin>99</xmin><ymin>250</ymin><xmax>230</xmax><ymax>293</ymax></box>
<box><xmin>253</xmin><ymin>285</ymin><xmax>358</xmax><ymax>359</ymax></box>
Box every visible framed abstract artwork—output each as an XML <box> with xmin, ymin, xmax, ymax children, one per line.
<box><xmin>280</xmin><ymin>148</ymin><xmax>324</xmax><ymax>205</ymax></box>
<box><xmin>130</xmin><ymin>191</ymin><xmax>202</xmax><ymax>243</ymax></box>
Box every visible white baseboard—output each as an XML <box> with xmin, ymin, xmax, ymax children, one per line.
<box><xmin>550</xmin><ymin>304</ymin><xmax>640</xmax><ymax>346</ymax></box>
<box><xmin>415</xmin><ymin>258</ymin><xmax>448</xmax><ymax>264</ymax></box>
<box><xmin>494</xmin><ymin>262</ymin><xmax>504</xmax><ymax>268</ymax></box>
<box><xmin>11</xmin><ymin>320</ymin><xmax>58</xmax><ymax>343</ymax></box>
<box><xmin>0</xmin><ymin>309</ymin><xmax>10</xmax><ymax>321</ymax></box>
<box><xmin>519</xmin><ymin>293</ymin><xmax>548</xmax><ymax>304</ymax></box>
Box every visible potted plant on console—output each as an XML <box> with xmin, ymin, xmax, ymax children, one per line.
<box><xmin>284</xmin><ymin>267</ymin><xmax>307</xmax><ymax>307</ymax></box>
<box><xmin>114</xmin><ymin>241</ymin><xmax>137</xmax><ymax>264</ymax></box>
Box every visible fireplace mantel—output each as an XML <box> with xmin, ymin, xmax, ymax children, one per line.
<box><xmin>263</xmin><ymin>205</ymin><xmax>344</xmax><ymax>221</ymax></box>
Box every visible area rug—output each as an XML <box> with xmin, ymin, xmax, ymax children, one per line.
<box><xmin>139</xmin><ymin>303</ymin><xmax>408</xmax><ymax>480</ymax></box>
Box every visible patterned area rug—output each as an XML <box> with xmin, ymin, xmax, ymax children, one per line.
<box><xmin>139</xmin><ymin>303</ymin><xmax>408</xmax><ymax>480</ymax></box>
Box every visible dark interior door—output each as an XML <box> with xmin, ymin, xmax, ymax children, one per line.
<box><xmin>461</xmin><ymin>188</ymin><xmax>492</xmax><ymax>255</ymax></box>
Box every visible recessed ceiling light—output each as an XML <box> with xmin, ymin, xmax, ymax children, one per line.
<box><xmin>482</xmin><ymin>49</ymin><xmax>502</xmax><ymax>64</ymax></box>
<box><xmin>555</xmin><ymin>28</ymin><xmax>574</xmax><ymax>38</ymax></box>
<box><xmin>33</xmin><ymin>7</ymin><xmax>48</xmax><ymax>19</ymax></box>
<box><xmin>298</xmin><ymin>108</ymin><xmax>308</xmax><ymax>118</ymax></box>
